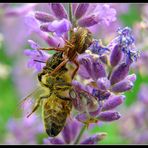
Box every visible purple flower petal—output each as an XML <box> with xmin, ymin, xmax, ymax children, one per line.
<box><xmin>24</xmin><ymin>40</ymin><xmax>50</xmax><ymax>72</ymax></box>
<box><xmin>88</xmin><ymin>40</ymin><xmax>110</xmax><ymax>56</ymax></box>
<box><xmin>24</xmin><ymin>49</ymin><xmax>33</xmax><ymax>56</ymax></box>
<box><xmin>62</xmin><ymin>121</ymin><xmax>72</xmax><ymax>144</ymax></box>
<box><xmin>40</xmin><ymin>19</ymin><xmax>72</xmax><ymax>37</ymax></box>
<box><xmin>46</xmin><ymin>34</ymin><xmax>65</xmax><ymax>48</ymax></box>
<box><xmin>28</xmin><ymin>40</ymin><xmax>40</xmax><ymax>50</ymax></box>
<box><xmin>48</xmin><ymin>19</ymin><xmax>72</xmax><ymax>36</ymax></box>
<box><xmin>70</xmin><ymin>118</ymin><xmax>82</xmax><ymax>141</ymax></box>
<box><xmin>24</xmin><ymin>12</ymin><xmax>40</xmax><ymax>32</ymax></box>
<box><xmin>27</xmin><ymin>59</ymin><xmax>35</xmax><ymax>68</ymax></box>
<box><xmin>126</xmin><ymin>73</ymin><xmax>136</xmax><ymax>83</ymax></box>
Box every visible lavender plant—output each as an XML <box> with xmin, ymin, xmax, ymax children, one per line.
<box><xmin>23</xmin><ymin>3</ymin><xmax>139</xmax><ymax>144</ymax></box>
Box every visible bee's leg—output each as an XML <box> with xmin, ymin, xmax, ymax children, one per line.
<box><xmin>71</xmin><ymin>59</ymin><xmax>79</xmax><ymax>79</ymax></box>
<box><xmin>37</xmin><ymin>47</ymin><xmax>64</xmax><ymax>52</ymax></box>
<box><xmin>55</xmin><ymin>82</ymin><xmax>72</xmax><ymax>90</ymax></box>
<box><xmin>27</xmin><ymin>93</ymin><xmax>51</xmax><ymax>118</ymax></box>
<box><xmin>61</xmin><ymin>36</ymin><xmax>74</xmax><ymax>48</ymax></box>
<box><xmin>80</xmin><ymin>98</ymin><xmax>98</xmax><ymax>128</ymax></box>
<box><xmin>55</xmin><ymin>93</ymin><xmax>71</xmax><ymax>101</ymax></box>
<box><xmin>48</xmin><ymin>58</ymin><xmax>69</xmax><ymax>76</ymax></box>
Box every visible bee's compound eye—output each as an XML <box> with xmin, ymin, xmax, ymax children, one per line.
<box><xmin>69</xmin><ymin>89</ymin><xmax>77</xmax><ymax>99</ymax></box>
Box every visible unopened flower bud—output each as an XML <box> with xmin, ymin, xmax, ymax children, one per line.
<box><xmin>50</xmin><ymin>3</ymin><xmax>68</xmax><ymax>19</ymax></box>
<box><xmin>74</xmin><ymin>4</ymin><xmax>89</xmax><ymax>19</ymax></box>
<box><xmin>111</xmin><ymin>79</ymin><xmax>133</xmax><ymax>93</ymax></box>
<box><xmin>110</xmin><ymin>44</ymin><xmax>122</xmax><ymax>67</ymax></box>
<box><xmin>81</xmin><ymin>133</ymin><xmax>107</xmax><ymax>144</ymax></box>
<box><xmin>126</xmin><ymin>74</ymin><xmax>136</xmax><ymax>83</ymax></box>
<box><xmin>78</xmin><ymin>13</ymin><xmax>99</xmax><ymax>27</ymax></box>
<box><xmin>40</xmin><ymin>23</ymin><xmax>49</xmax><ymax>32</ymax></box>
<box><xmin>110</xmin><ymin>62</ymin><xmax>130</xmax><ymax>85</ymax></box>
<box><xmin>96</xmin><ymin>77</ymin><xmax>110</xmax><ymax>90</ymax></box>
<box><xmin>48</xmin><ymin>138</ymin><xmax>64</xmax><ymax>144</ymax></box>
<box><xmin>35</xmin><ymin>11</ymin><xmax>55</xmax><ymax>22</ymax></box>
<box><xmin>102</xmin><ymin>95</ymin><xmax>125</xmax><ymax>111</ymax></box>
<box><xmin>97</xmin><ymin>111</ymin><xmax>121</xmax><ymax>122</ymax></box>
<box><xmin>75</xmin><ymin>113</ymin><xmax>89</xmax><ymax>123</ymax></box>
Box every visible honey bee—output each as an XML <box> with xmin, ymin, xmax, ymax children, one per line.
<box><xmin>38</xmin><ymin>27</ymin><xmax>93</xmax><ymax>79</ymax></box>
<box><xmin>21</xmin><ymin>51</ymin><xmax>73</xmax><ymax>137</ymax></box>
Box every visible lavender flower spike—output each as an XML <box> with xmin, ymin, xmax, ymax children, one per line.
<box><xmin>109</xmin><ymin>27</ymin><xmax>140</xmax><ymax>64</ymax></box>
<box><xmin>80</xmin><ymin>133</ymin><xmax>107</xmax><ymax>144</ymax></box>
<box><xmin>97</xmin><ymin>111</ymin><xmax>121</xmax><ymax>122</ymax></box>
<box><xmin>74</xmin><ymin>4</ymin><xmax>90</xmax><ymax>19</ymax></box>
<box><xmin>50</xmin><ymin>3</ymin><xmax>68</xmax><ymax>19</ymax></box>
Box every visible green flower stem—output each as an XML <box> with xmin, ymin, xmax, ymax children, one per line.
<box><xmin>73</xmin><ymin>124</ymin><xmax>87</xmax><ymax>144</ymax></box>
<box><xmin>69</xmin><ymin>3</ymin><xmax>72</xmax><ymax>24</ymax></box>
<box><xmin>68</xmin><ymin>3</ymin><xmax>72</xmax><ymax>40</ymax></box>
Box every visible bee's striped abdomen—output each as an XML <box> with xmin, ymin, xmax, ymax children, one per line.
<box><xmin>43</xmin><ymin>96</ymin><xmax>72</xmax><ymax>137</ymax></box>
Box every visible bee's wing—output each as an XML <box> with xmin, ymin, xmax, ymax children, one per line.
<box><xmin>18</xmin><ymin>87</ymin><xmax>40</xmax><ymax>107</ymax></box>
<box><xmin>14</xmin><ymin>87</ymin><xmax>45</xmax><ymax>118</ymax></box>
